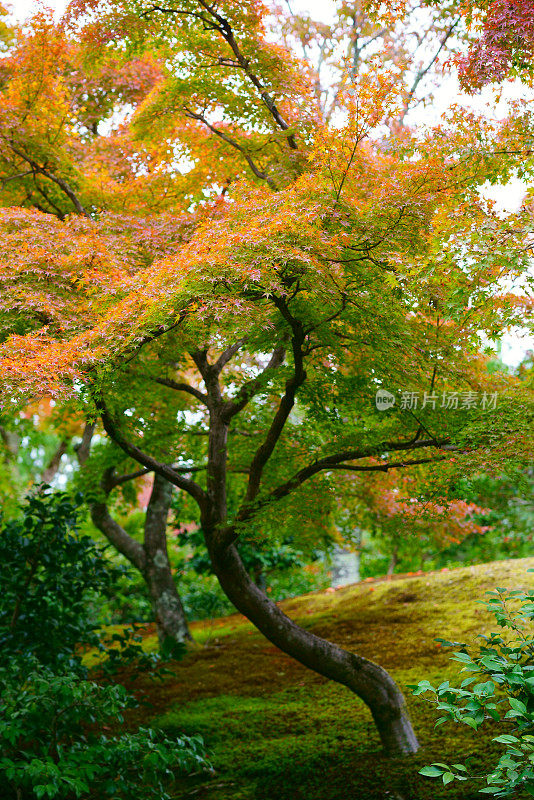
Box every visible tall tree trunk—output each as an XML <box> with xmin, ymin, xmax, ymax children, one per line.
<box><xmin>78</xmin><ymin>422</ymin><xmax>191</xmax><ymax>649</ymax></box>
<box><xmin>208</xmin><ymin>539</ymin><xmax>418</xmax><ymax>756</ymax></box>
<box><xmin>143</xmin><ymin>474</ymin><xmax>192</xmax><ymax>646</ymax></box>
<box><xmin>387</xmin><ymin>545</ymin><xmax>399</xmax><ymax>578</ymax></box>
<box><xmin>90</xmin><ymin>477</ymin><xmax>191</xmax><ymax>648</ymax></box>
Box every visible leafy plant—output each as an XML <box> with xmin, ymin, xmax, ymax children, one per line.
<box><xmin>0</xmin><ymin>659</ymin><xmax>209</xmax><ymax>800</ymax></box>
<box><xmin>0</xmin><ymin>488</ymin><xmax>165</xmax><ymax>675</ymax></box>
<box><xmin>414</xmin><ymin>575</ymin><xmax>534</xmax><ymax>796</ymax></box>
<box><xmin>0</xmin><ymin>490</ymin><xmax>209</xmax><ymax>799</ymax></box>
<box><xmin>0</xmin><ymin>489</ymin><xmax>115</xmax><ymax>671</ymax></box>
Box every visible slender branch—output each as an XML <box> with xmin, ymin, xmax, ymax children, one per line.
<box><xmin>333</xmin><ymin>139</ymin><xmax>361</xmax><ymax>209</ymax></box>
<box><xmin>144</xmin><ymin>2</ymin><xmax>298</xmax><ymax>148</ymax></box>
<box><xmin>6</xmin><ymin>141</ymin><xmax>91</xmax><ymax>218</ymax></box>
<box><xmin>400</xmin><ymin>18</ymin><xmax>460</xmax><ymax>123</ymax></box>
<box><xmin>233</xmin><ymin>436</ymin><xmax>452</xmax><ymax>532</ymax></box>
<box><xmin>194</xmin><ymin>0</ymin><xmax>298</xmax><ymax>147</ymax></box>
<box><xmin>115</xmin><ymin>314</ymin><xmax>189</xmax><ymax>371</ymax></box>
<box><xmin>240</xmin><ymin>298</ymin><xmax>306</xmax><ymax>506</ymax></box>
<box><xmin>128</xmin><ymin>371</ymin><xmax>208</xmax><ymax>404</ymax></box>
<box><xmin>0</xmin><ymin>170</ymin><xmax>33</xmax><ymax>186</ymax></box>
<box><xmin>269</xmin><ymin>436</ymin><xmax>452</xmax><ymax>498</ymax></box>
<box><xmin>106</xmin><ymin>462</ymin><xmax>207</xmax><ymax>490</ymax></box>
<box><xmin>95</xmin><ymin>393</ymin><xmax>207</xmax><ymax>509</ymax></box>
<box><xmin>184</xmin><ymin>108</ymin><xmax>276</xmax><ymax>187</ymax></box>
<box><xmin>221</xmin><ymin>345</ymin><xmax>286</xmax><ymax>421</ymax></box>
<box><xmin>106</xmin><ymin>467</ymin><xmax>150</xmax><ymax>488</ymax></box>
<box><xmin>327</xmin><ymin>455</ymin><xmax>449</xmax><ymax>471</ymax></box>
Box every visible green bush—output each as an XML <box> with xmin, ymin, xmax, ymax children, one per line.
<box><xmin>0</xmin><ymin>488</ymin><xmax>165</xmax><ymax>675</ymax></box>
<box><xmin>0</xmin><ymin>490</ymin><xmax>210</xmax><ymax>799</ymax></box>
<box><xmin>0</xmin><ymin>490</ymin><xmax>113</xmax><ymax>671</ymax></box>
<box><xmin>0</xmin><ymin>659</ymin><xmax>209</xmax><ymax>800</ymax></box>
<box><xmin>414</xmin><ymin>575</ymin><xmax>534</xmax><ymax>796</ymax></box>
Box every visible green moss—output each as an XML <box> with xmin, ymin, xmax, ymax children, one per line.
<box><xmin>112</xmin><ymin>558</ymin><xmax>534</xmax><ymax>799</ymax></box>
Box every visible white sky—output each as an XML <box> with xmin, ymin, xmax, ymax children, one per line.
<box><xmin>7</xmin><ymin>0</ymin><xmax>534</xmax><ymax>365</ymax></box>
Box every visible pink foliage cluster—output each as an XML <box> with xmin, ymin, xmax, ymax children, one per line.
<box><xmin>458</xmin><ymin>0</ymin><xmax>534</xmax><ymax>88</ymax></box>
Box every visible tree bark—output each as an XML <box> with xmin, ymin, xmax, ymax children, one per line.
<box><xmin>387</xmin><ymin>545</ymin><xmax>399</xmax><ymax>578</ymax></box>
<box><xmin>90</xmin><ymin>477</ymin><xmax>191</xmax><ymax>647</ymax></box>
<box><xmin>143</xmin><ymin>474</ymin><xmax>192</xmax><ymax>646</ymax></box>
<box><xmin>42</xmin><ymin>440</ymin><xmax>68</xmax><ymax>484</ymax></box>
<box><xmin>208</xmin><ymin>538</ymin><xmax>418</xmax><ymax>756</ymax></box>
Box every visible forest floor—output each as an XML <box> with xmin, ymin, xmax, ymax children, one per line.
<box><xmin>109</xmin><ymin>557</ymin><xmax>534</xmax><ymax>800</ymax></box>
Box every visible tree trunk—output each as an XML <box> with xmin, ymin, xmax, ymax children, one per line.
<box><xmin>208</xmin><ymin>539</ymin><xmax>418</xmax><ymax>756</ymax></box>
<box><xmin>143</xmin><ymin>474</ymin><xmax>192</xmax><ymax>646</ymax></box>
<box><xmin>78</xmin><ymin>422</ymin><xmax>191</xmax><ymax>649</ymax></box>
<box><xmin>90</xmin><ymin>477</ymin><xmax>191</xmax><ymax>648</ymax></box>
<box><xmin>387</xmin><ymin>546</ymin><xmax>398</xmax><ymax>578</ymax></box>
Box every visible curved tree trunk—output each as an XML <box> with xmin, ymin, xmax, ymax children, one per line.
<box><xmin>143</xmin><ymin>474</ymin><xmax>192</xmax><ymax>646</ymax></box>
<box><xmin>208</xmin><ymin>539</ymin><xmax>418</xmax><ymax>756</ymax></box>
<box><xmin>90</xmin><ymin>476</ymin><xmax>191</xmax><ymax>648</ymax></box>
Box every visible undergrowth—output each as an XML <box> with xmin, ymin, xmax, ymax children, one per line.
<box><xmin>107</xmin><ymin>557</ymin><xmax>534</xmax><ymax>800</ymax></box>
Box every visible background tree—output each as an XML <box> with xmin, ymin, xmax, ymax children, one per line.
<box><xmin>76</xmin><ymin>426</ymin><xmax>192</xmax><ymax>648</ymax></box>
<box><xmin>341</xmin><ymin>465</ymin><xmax>492</xmax><ymax>577</ymax></box>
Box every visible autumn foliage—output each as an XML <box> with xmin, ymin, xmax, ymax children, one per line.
<box><xmin>0</xmin><ymin>0</ymin><xmax>532</xmax><ymax>759</ymax></box>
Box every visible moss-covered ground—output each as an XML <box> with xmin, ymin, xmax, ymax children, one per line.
<box><xmin>112</xmin><ymin>558</ymin><xmax>534</xmax><ymax>800</ymax></box>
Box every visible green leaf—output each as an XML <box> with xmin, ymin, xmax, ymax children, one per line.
<box><xmin>419</xmin><ymin>765</ymin><xmax>445</xmax><ymax>778</ymax></box>
<box><xmin>462</xmin><ymin>717</ymin><xmax>479</xmax><ymax>729</ymax></box>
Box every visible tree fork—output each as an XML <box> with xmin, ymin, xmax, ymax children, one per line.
<box><xmin>207</xmin><ymin>537</ymin><xmax>419</xmax><ymax>756</ymax></box>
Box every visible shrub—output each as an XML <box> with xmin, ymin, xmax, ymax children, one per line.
<box><xmin>0</xmin><ymin>490</ymin><xmax>112</xmax><ymax>671</ymax></box>
<box><xmin>0</xmin><ymin>488</ymin><xmax>165</xmax><ymax>675</ymax></box>
<box><xmin>0</xmin><ymin>490</ymin><xmax>210</xmax><ymax>799</ymax></box>
<box><xmin>0</xmin><ymin>659</ymin><xmax>209</xmax><ymax>800</ymax></box>
<box><xmin>414</xmin><ymin>576</ymin><xmax>534</xmax><ymax>796</ymax></box>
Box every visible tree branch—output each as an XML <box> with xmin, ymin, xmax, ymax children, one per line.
<box><xmin>221</xmin><ymin>345</ymin><xmax>286</xmax><ymax>421</ymax></box>
<box><xmin>128</xmin><ymin>371</ymin><xmax>208</xmax><ymax>405</ymax></box>
<box><xmin>74</xmin><ymin>421</ymin><xmax>95</xmax><ymax>466</ymax></box>
<box><xmin>240</xmin><ymin>298</ymin><xmax>306</xmax><ymax>506</ymax></box>
<box><xmin>42</xmin><ymin>440</ymin><xmax>68</xmax><ymax>483</ymax></box>
<box><xmin>184</xmin><ymin>108</ymin><xmax>276</xmax><ymax>187</ymax></box>
<box><xmin>214</xmin><ymin>337</ymin><xmax>248</xmax><ymax>371</ymax></box>
<box><xmin>400</xmin><ymin>18</ymin><xmax>460</xmax><ymax>123</ymax></box>
<box><xmin>231</xmin><ymin>436</ymin><xmax>452</xmax><ymax>534</ymax></box>
<box><xmin>6</xmin><ymin>141</ymin><xmax>92</xmax><ymax>218</ymax></box>
<box><xmin>194</xmin><ymin>0</ymin><xmax>298</xmax><ymax>147</ymax></box>
<box><xmin>95</xmin><ymin>393</ymin><xmax>207</xmax><ymax>509</ymax></box>
<box><xmin>90</xmin><ymin>501</ymin><xmax>146</xmax><ymax>571</ymax></box>
<box><xmin>327</xmin><ymin>455</ymin><xmax>449</xmax><ymax>471</ymax></box>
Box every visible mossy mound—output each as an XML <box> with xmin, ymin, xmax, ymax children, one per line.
<box><xmin>124</xmin><ymin>558</ymin><xmax>534</xmax><ymax>799</ymax></box>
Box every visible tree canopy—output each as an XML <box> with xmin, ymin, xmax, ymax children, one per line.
<box><xmin>0</xmin><ymin>0</ymin><xmax>532</xmax><ymax>759</ymax></box>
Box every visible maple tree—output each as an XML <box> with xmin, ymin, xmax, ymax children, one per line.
<box><xmin>379</xmin><ymin>0</ymin><xmax>534</xmax><ymax>89</ymax></box>
<box><xmin>341</xmin><ymin>465</ymin><xmax>491</xmax><ymax>575</ymax></box>
<box><xmin>455</xmin><ymin>0</ymin><xmax>534</xmax><ymax>88</ymax></box>
<box><xmin>0</xmin><ymin>0</ymin><xmax>532</xmax><ymax>757</ymax></box>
